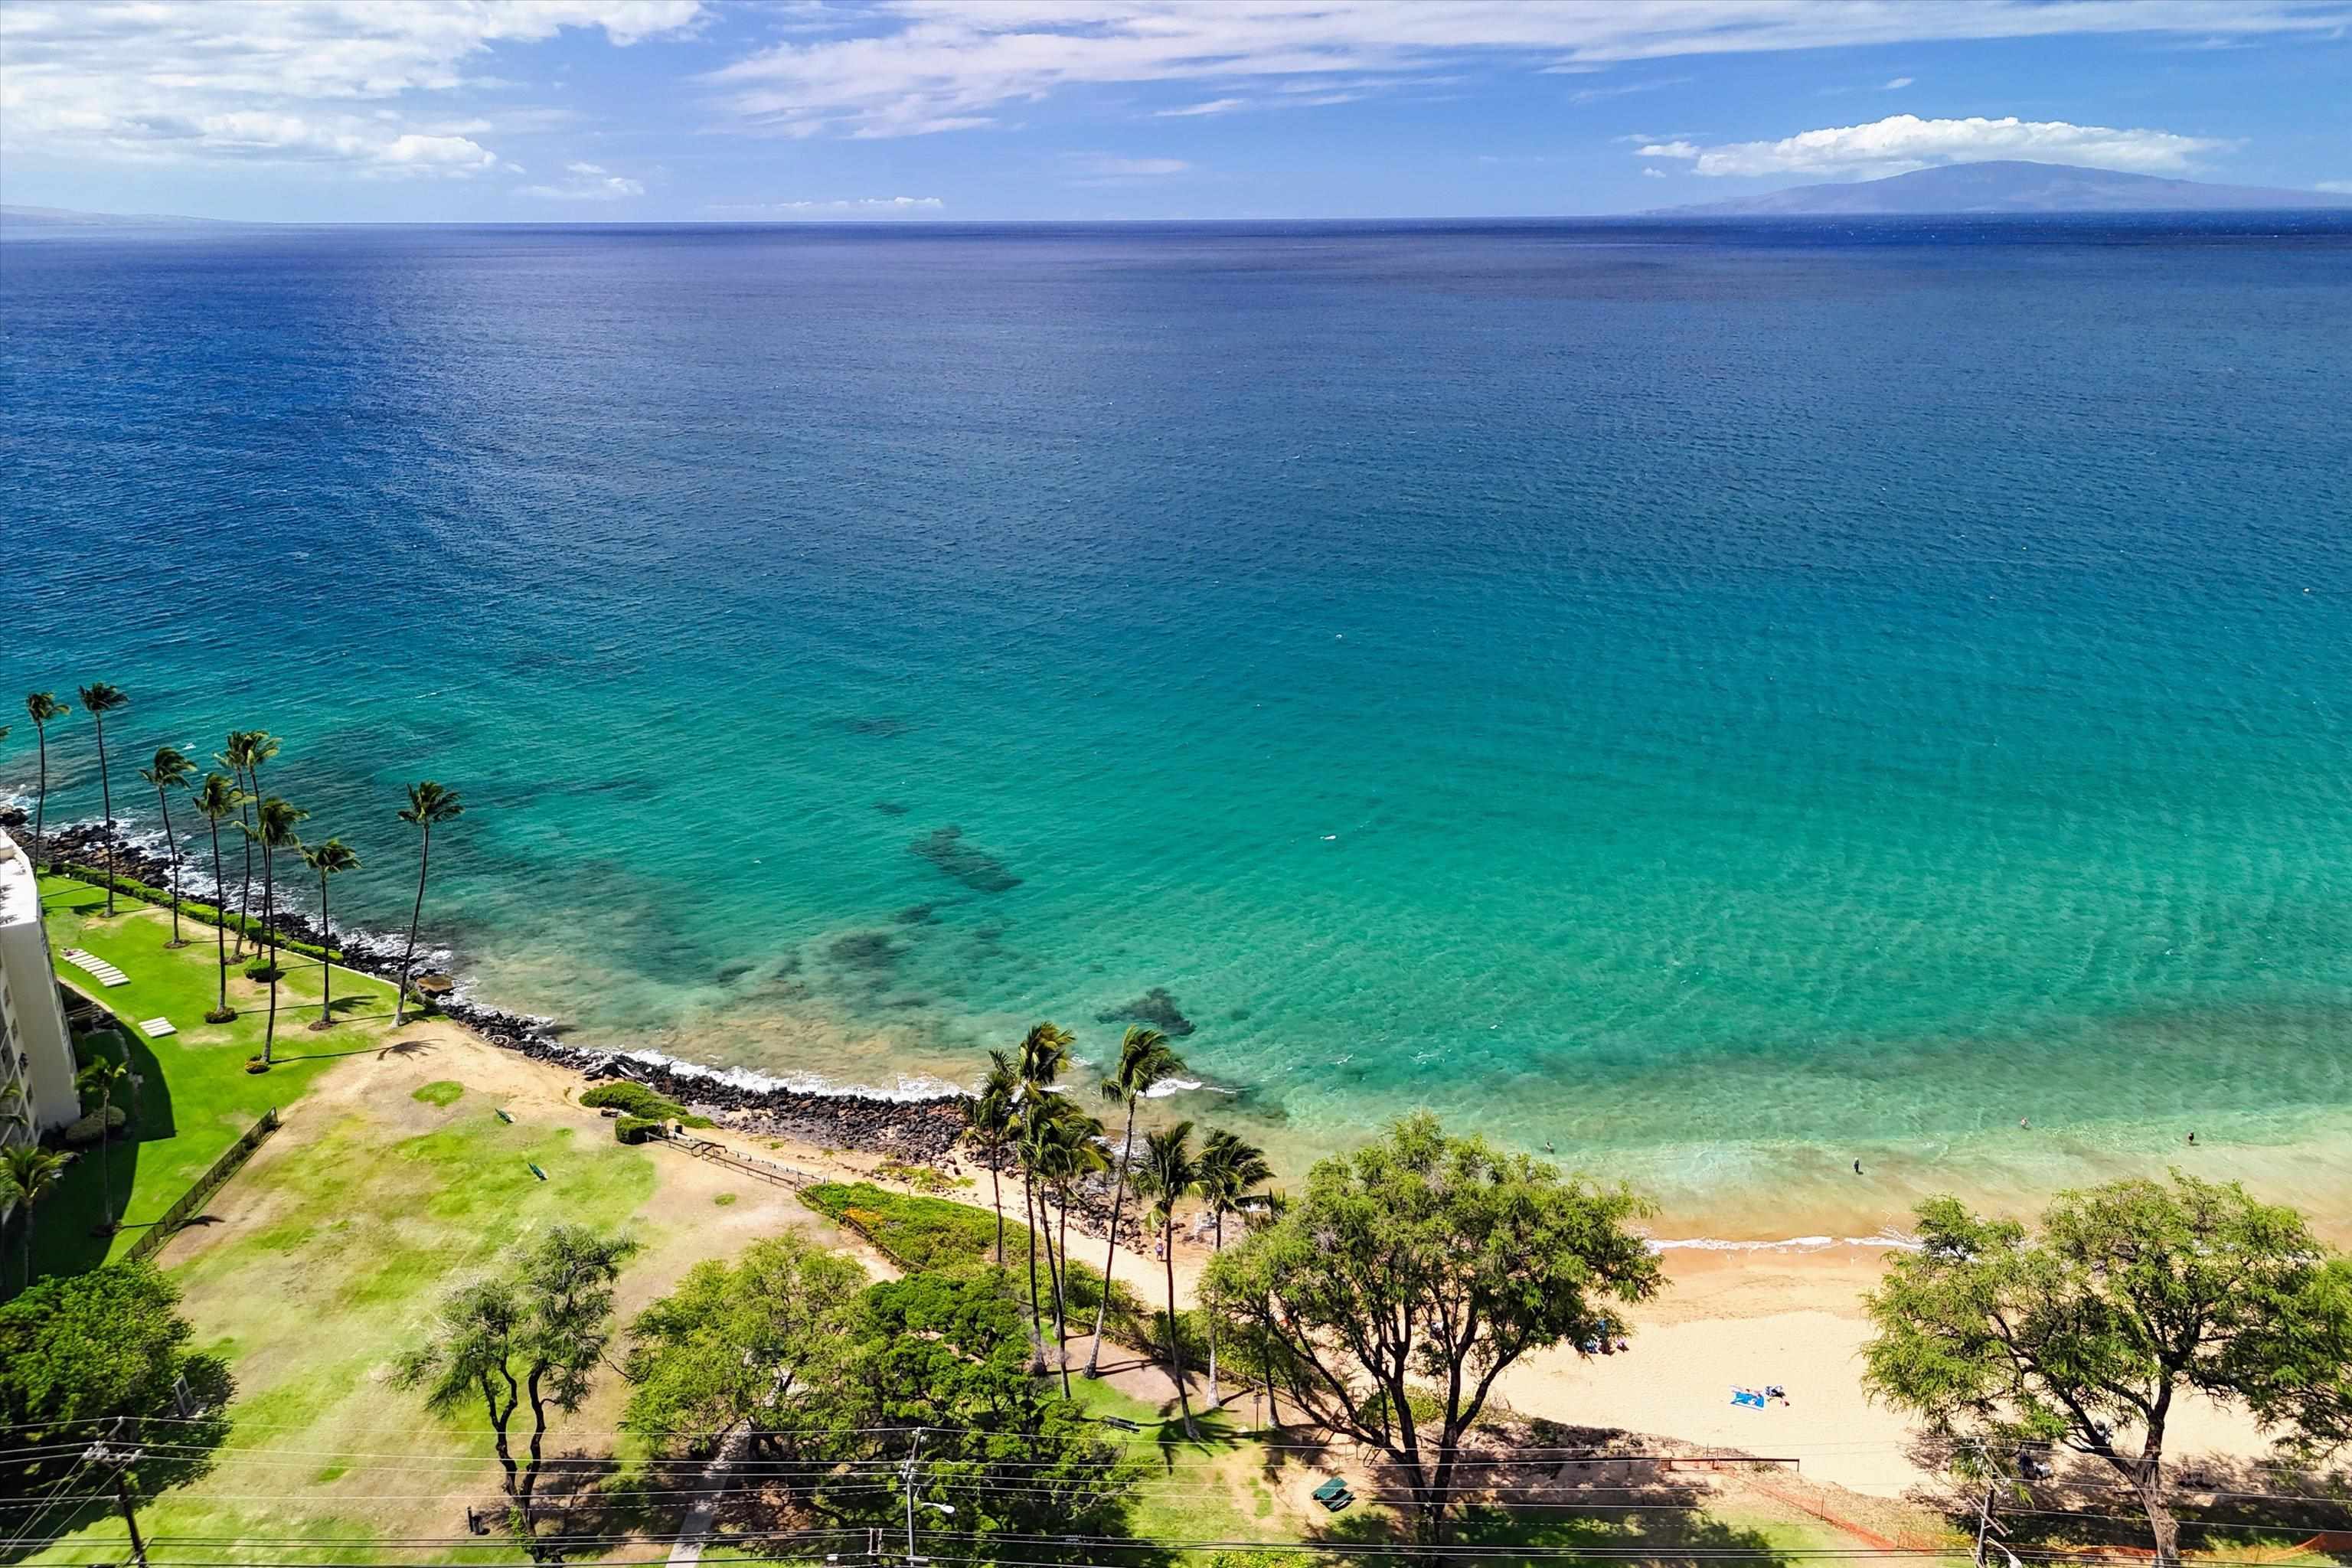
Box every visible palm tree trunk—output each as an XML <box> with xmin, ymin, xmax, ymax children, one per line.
<box><xmin>315</xmin><ymin>868</ymin><xmax>334</xmax><ymax>1027</ymax></box>
<box><xmin>989</xmin><ymin>1159</ymin><xmax>1005</xmax><ymax>1268</ymax></box>
<box><xmin>96</xmin><ymin>1090</ymin><xmax>116</xmax><ymax>1223</ymax></box>
<box><xmin>262</xmin><ymin>841</ymin><xmax>279</xmax><ymax>1067</ymax></box>
<box><xmin>31</xmin><ymin>728</ymin><xmax>48</xmax><ymax>871</ymax></box>
<box><xmin>206</xmin><ymin>820</ymin><xmax>231</xmax><ymax>1018</ymax></box>
<box><xmin>93</xmin><ymin>714</ymin><xmax>115</xmax><ymax>915</ymax></box>
<box><xmin>231</xmin><ymin>775</ymin><xmax>255</xmax><ymax>958</ymax></box>
<box><xmin>395</xmin><ymin>825</ymin><xmax>431</xmax><ymax>1026</ymax></box>
<box><xmin>1165</xmin><ymin>1236</ymin><xmax>1197</xmax><ymax>1437</ymax></box>
<box><xmin>1052</xmin><ymin>1184</ymin><xmax>1073</xmax><ymax>1396</ymax></box>
<box><xmin>1021</xmin><ymin>1168</ymin><xmax>1047</xmax><ymax>1372</ymax></box>
<box><xmin>158</xmin><ymin>789</ymin><xmax>185</xmax><ymax>946</ymax></box>
<box><xmin>1205</xmin><ymin>1210</ymin><xmax>1224</xmax><ymax>1409</ymax></box>
<box><xmin>1086</xmin><ymin>1109</ymin><xmax>1138</xmax><ymax>1376</ymax></box>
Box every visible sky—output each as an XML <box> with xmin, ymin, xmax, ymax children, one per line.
<box><xmin>1</xmin><ymin>0</ymin><xmax>2347</xmax><ymax>222</ymax></box>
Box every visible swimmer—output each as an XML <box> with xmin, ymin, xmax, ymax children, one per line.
<box><xmin>2020</xmin><ymin>1117</ymin><xmax>2030</xmax><ymax>1129</ymax></box>
<box><xmin>1853</xmin><ymin>1158</ymin><xmax>1864</xmax><ymax>1176</ymax></box>
<box><xmin>2187</xmin><ymin>1131</ymin><xmax>2197</xmax><ymax>1145</ymax></box>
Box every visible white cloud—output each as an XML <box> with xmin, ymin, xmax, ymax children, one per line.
<box><xmin>1881</xmin><ymin>76</ymin><xmax>1916</xmax><ymax>89</ymax></box>
<box><xmin>1641</xmin><ymin>166</ymin><xmax>1668</xmax><ymax>178</ymax></box>
<box><xmin>1067</xmin><ymin>155</ymin><xmax>1191</xmax><ymax>177</ymax></box>
<box><xmin>1646</xmin><ymin>113</ymin><xmax>2232</xmax><ymax>178</ymax></box>
<box><xmin>1157</xmin><ymin>98</ymin><xmax>1248</xmax><ymax>116</ymax></box>
<box><xmin>2317</xmin><ymin>180</ymin><xmax>2352</xmax><ymax>194</ymax></box>
<box><xmin>0</xmin><ymin>0</ymin><xmax>703</xmax><ymax>174</ymax></box>
<box><xmin>1566</xmin><ymin>75</ymin><xmax>1691</xmax><ymax>104</ymax></box>
<box><xmin>523</xmin><ymin>169</ymin><xmax>647</xmax><ymax>201</ymax></box>
<box><xmin>704</xmin><ymin>0</ymin><xmax>2348</xmax><ymax>139</ymax></box>
<box><xmin>706</xmin><ymin>196</ymin><xmax>946</xmax><ymax>214</ymax></box>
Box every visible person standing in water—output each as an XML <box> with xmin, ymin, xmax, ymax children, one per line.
<box><xmin>1853</xmin><ymin>1158</ymin><xmax>1864</xmax><ymax>1175</ymax></box>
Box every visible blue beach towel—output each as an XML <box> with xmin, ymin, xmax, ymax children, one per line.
<box><xmin>1730</xmin><ymin>1389</ymin><xmax>1767</xmax><ymax>1409</ymax></box>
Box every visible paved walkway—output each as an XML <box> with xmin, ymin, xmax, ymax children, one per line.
<box><xmin>665</xmin><ymin>1429</ymin><xmax>751</xmax><ymax>1566</ymax></box>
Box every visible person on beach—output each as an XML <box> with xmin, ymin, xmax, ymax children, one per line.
<box><xmin>1852</xmin><ymin>1158</ymin><xmax>1863</xmax><ymax>1175</ymax></box>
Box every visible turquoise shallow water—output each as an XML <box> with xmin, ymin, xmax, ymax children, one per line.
<box><xmin>6</xmin><ymin>218</ymin><xmax>2350</xmax><ymax>1232</ymax></box>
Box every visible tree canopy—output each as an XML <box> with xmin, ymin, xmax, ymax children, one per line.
<box><xmin>1863</xmin><ymin>1174</ymin><xmax>2352</xmax><ymax>1564</ymax></box>
<box><xmin>1200</xmin><ymin>1112</ymin><xmax>1662</xmax><ymax>1540</ymax></box>
<box><xmin>624</xmin><ymin>1232</ymin><xmax>867</xmax><ymax>1456</ymax></box>
<box><xmin>0</xmin><ymin>1265</ymin><xmax>230</xmax><ymax>1501</ymax></box>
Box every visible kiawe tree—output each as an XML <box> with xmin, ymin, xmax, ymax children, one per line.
<box><xmin>394</xmin><ymin>781</ymin><xmax>464</xmax><ymax>1026</ymax></box>
<box><xmin>22</xmin><ymin>692</ymin><xmax>70</xmax><ymax>870</ymax></box>
<box><xmin>1086</xmin><ymin>1024</ymin><xmax>1184</xmax><ymax>1377</ymax></box>
<box><xmin>137</xmin><ymin>745</ymin><xmax>197</xmax><ymax>946</ymax></box>
<box><xmin>623</xmin><ymin>1232</ymin><xmax>866</xmax><ymax>1457</ymax></box>
<box><xmin>1202</xmin><ymin>1112</ymin><xmax>1663</xmax><ymax>1544</ymax></box>
<box><xmin>75</xmin><ymin>683</ymin><xmax>129</xmax><ymax>913</ymax></box>
<box><xmin>190</xmin><ymin>773</ymin><xmax>246</xmax><ymax>1022</ymax></box>
<box><xmin>297</xmin><ymin>837</ymin><xmax>361</xmax><ymax>1028</ymax></box>
<box><xmin>1863</xmin><ymin>1174</ymin><xmax>2352</xmax><ymax>1567</ymax></box>
<box><xmin>397</xmin><ymin>1225</ymin><xmax>639</xmax><ymax>1557</ymax></box>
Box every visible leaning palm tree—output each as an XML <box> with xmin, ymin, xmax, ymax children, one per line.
<box><xmin>23</xmin><ymin>692</ymin><xmax>70</xmax><ymax>871</ymax></box>
<box><xmin>245</xmin><ymin>796</ymin><xmax>309</xmax><ymax>1067</ymax></box>
<box><xmin>1015</xmin><ymin>1089</ymin><xmax>1068</xmax><ymax>1373</ymax></box>
<box><xmin>214</xmin><ymin>731</ymin><xmax>278</xmax><ymax>958</ymax></box>
<box><xmin>1085</xmin><ymin>1024</ymin><xmax>1184</xmax><ymax>1376</ymax></box>
<box><xmin>298</xmin><ymin>838</ymin><xmax>361</xmax><ymax>1029</ymax></box>
<box><xmin>394</xmin><ymin>782</ymin><xmax>464</xmax><ymax>1026</ymax></box>
<box><xmin>958</xmin><ymin>1049</ymin><xmax>1022</xmax><ymax>1266</ymax></box>
<box><xmin>1136</xmin><ymin>1120</ymin><xmax>1204</xmax><ymax>1437</ymax></box>
<box><xmin>76</xmin><ymin>1054</ymin><xmax>132</xmax><ymax>1230</ymax></box>
<box><xmin>1038</xmin><ymin>1105</ymin><xmax>1108</xmax><ymax>1396</ymax></box>
<box><xmin>75</xmin><ymin>683</ymin><xmax>129</xmax><ymax>913</ymax></box>
<box><xmin>137</xmin><ymin>746</ymin><xmax>197</xmax><ymax>947</ymax></box>
<box><xmin>2</xmin><ymin>1145</ymin><xmax>72</xmax><ymax>1290</ymax></box>
<box><xmin>1195</xmin><ymin>1128</ymin><xmax>1273</xmax><ymax>1410</ymax></box>
<box><xmin>190</xmin><ymin>773</ymin><xmax>245</xmax><ymax>1022</ymax></box>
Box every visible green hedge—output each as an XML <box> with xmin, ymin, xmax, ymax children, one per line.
<box><xmin>799</xmin><ymin>1181</ymin><xmax>1152</xmax><ymax>1337</ymax></box>
<box><xmin>578</xmin><ymin>1081</ymin><xmax>711</xmax><ymax>1129</ymax></box>
<box><xmin>53</xmin><ymin>865</ymin><xmax>346</xmax><ymax>963</ymax></box>
<box><xmin>613</xmin><ymin>1115</ymin><xmax>664</xmax><ymax>1145</ymax></box>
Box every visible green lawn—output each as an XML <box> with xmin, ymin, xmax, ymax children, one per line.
<box><xmin>24</xmin><ymin>1079</ymin><xmax>665</xmax><ymax>1566</ymax></box>
<box><xmin>18</xmin><ymin>874</ymin><xmax>413</xmax><ymax>1278</ymax></box>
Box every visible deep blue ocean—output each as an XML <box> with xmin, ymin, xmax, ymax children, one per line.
<box><xmin>6</xmin><ymin>215</ymin><xmax>2350</xmax><ymax>1233</ymax></box>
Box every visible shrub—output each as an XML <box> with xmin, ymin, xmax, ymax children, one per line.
<box><xmin>62</xmin><ymin>1106</ymin><xmax>129</xmax><ymax>1146</ymax></box>
<box><xmin>579</xmin><ymin>1081</ymin><xmax>712</xmax><ymax>1129</ymax></box>
<box><xmin>243</xmin><ymin>961</ymin><xmax>279</xmax><ymax>982</ymax></box>
<box><xmin>614</xmin><ymin>1115</ymin><xmax>666</xmax><ymax>1145</ymax></box>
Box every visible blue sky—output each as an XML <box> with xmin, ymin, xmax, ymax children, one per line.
<box><xmin>2</xmin><ymin>1</ymin><xmax>2347</xmax><ymax>221</ymax></box>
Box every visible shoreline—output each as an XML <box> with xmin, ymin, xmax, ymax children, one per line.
<box><xmin>28</xmin><ymin>818</ymin><xmax>2352</xmax><ymax>1251</ymax></box>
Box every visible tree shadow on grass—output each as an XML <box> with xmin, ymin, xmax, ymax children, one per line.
<box><xmin>18</xmin><ymin>1025</ymin><xmax>176</xmax><ymax>1282</ymax></box>
<box><xmin>1975</xmin><ymin>1450</ymin><xmax>2352</xmax><ymax>1562</ymax></box>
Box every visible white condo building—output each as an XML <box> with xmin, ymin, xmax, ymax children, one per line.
<box><xmin>0</xmin><ymin>828</ymin><xmax>80</xmax><ymax>1139</ymax></box>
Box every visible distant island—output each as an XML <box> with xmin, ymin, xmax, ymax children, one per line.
<box><xmin>0</xmin><ymin>204</ymin><xmax>237</xmax><ymax>229</ymax></box>
<box><xmin>1648</xmin><ymin>159</ymin><xmax>2352</xmax><ymax>216</ymax></box>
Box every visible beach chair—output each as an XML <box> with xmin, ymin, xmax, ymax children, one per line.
<box><xmin>1312</xmin><ymin>1477</ymin><xmax>1355</xmax><ymax>1512</ymax></box>
<box><xmin>138</xmin><ymin>1018</ymin><xmax>176</xmax><ymax>1038</ymax></box>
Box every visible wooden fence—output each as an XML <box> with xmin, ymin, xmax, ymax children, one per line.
<box><xmin>123</xmin><ymin>1108</ymin><xmax>283</xmax><ymax>1264</ymax></box>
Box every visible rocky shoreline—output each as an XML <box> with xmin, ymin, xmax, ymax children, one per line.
<box><xmin>26</xmin><ymin>822</ymin><xmax>969</xmax><ymax>1162</ymax></box>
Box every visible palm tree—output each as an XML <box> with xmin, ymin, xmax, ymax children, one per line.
<box><xmin>214</xmin><ymin>732</ymin><xmax>277</xmax><ymax>958</ymax></box>
<box><xmin>1195</xmin><ymin>1129</ymin><xmax>1272</xmax><ymax>1410</ymax></box>
<box><xmin>75</xmin><ymin>684</ymin><xmax>129</xmax><ymax>913</ymax></box>
<box><xmin>1085</xmin><ymin>1025</ymin><xmax>1184</xmax><ymax>1375</ymax></box>
<box><xmin>1137</xmin><ymin>1120</ymin><xmax>1203</xmax><ymax>1437</ymax></box>
<box><xmin>191</xmin><ymin>773</ymin><xmax>245</xmax><ymax>1022</ymax></box>
<box><xmin>959</xmin><ymin>1049</ymin><xmax>1021</xmax><ymax>1266</ymax></box>
<box><xmin>2</xmin><ymin>1145</ymin><xmax>72</xmax><ymax>1289</ymax></box>
<box><xmin>394</xmin><ymin>782</ymin><xmax>464</xmax><ymax>1026</ymax></box>
<box><xmin>246</xmin><ymin>796</ymin><xmax>309</xmax><ymax>1067</ymax></box>
<box><xmin>23</xmin><ymin>693</ymin><xmax>70</xmax><ymax>871</ymax></box>
<box><xmin>77</xmin><ymin>1054</ymin><xmax>132</xmax><ymax>1230</ymax></box>
<box><xmin>299</xmin><ymin>838</ymin><xmax>361</xmax><ymax>1029</ymax></box>
<box><xmin>1038</xmin><ymin>1105</ymin><xmax>1108</xmax><ymax>1396</ymax></box>
<box><xmin>137</xmin><ymin>746</ymin><xmax>197</xmax><ymax>947</ymax></box>
<box><xmin>1016</xmin><ymin>1089</ymin><xmax>1067</xmax><ymax>1374</ymax></box>
<box><xmin>1009</xmin><ymin>1022</ymin><xmax>1073</xmax><ymax>1368</ymax></box>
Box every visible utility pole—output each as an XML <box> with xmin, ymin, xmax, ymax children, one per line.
<box><xmin>82</xmin><ymin>1423</ymin><xmax>148</xmax><ymax>1568</ymax></box>
<box><xmin>903</xmin><ymin>1429</ymin><xmax>923</xmax><ymax>1567</ymax></box>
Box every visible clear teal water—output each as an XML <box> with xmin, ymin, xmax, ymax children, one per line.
<box><xmin>7</xmin><ymin>218</ymin><xmax>2350</xmax><ymax>1230</ymax></box>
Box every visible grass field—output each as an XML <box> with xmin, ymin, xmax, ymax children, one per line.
<box><xmin>20</xmin><ymin>875</ymin><xmax>413</xmax><ymax>1278</ymax></box>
